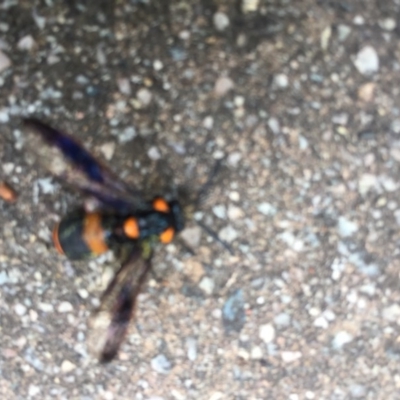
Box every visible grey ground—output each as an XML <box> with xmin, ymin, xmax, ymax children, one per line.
<box><xmin>1</xmin><ymin>0</ymin><xmax>400</xmax><ymax>399</ymax></box>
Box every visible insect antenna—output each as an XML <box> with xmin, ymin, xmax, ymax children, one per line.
<box><xmin>186</xmin><ymin>159</ymin><xmax>235</xmax><ymax>255</ymax></box>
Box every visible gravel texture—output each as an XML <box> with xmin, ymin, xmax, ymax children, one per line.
<box><xmin>1</xmin><ymin>1</ymin><xmax>400</xmax><ymax>399</ymax></box>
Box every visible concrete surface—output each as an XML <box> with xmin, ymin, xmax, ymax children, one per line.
<box><xmin>1</xmin><ymin>0</ymin><xmax>400</xmax><ymax>399</ymax></box>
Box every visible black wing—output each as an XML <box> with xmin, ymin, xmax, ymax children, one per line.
<box><xmin>23</xmin><ymin>118</ymin><xmax>147</xmax><ymax>211</ymax></box>
<box><xmin>88</xmin><ymin>242</ymin><xmax>153</xmax><ymax>363</ymax></box>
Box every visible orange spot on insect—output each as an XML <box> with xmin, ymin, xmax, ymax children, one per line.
<box><xmin>83</xmin><ymin>213</ymin><xmax>109</xmax><ymax>255</ymax></box>
<box><xmin>160</xmin><ymin>227</ymin><xmax>175</xmax><ymax>244</ymax></box>
<box><xmin>123</xmin><ymin>217</ymin><xmax>140</xmax><ymax>239</ymax></box>
<box><xmin>153</xmin><ymin>197</ymin><xmax>170</xmax><ymax>213</ymax></box>
<box><xmin>52</xmin><ymin>223</ymin><xmax>64</xmax><ymax>255</ymax></box>
<box><xmin>0</xmin><ymin>182</ymin><xmax>17</xmax><ymax>203</ymax></box>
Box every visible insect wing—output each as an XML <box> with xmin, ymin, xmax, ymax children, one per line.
<box><xmin>23</xmin><ymin>118</ymin><xmax>147</xmax><ymax>211</ymax></box>
<box><xmin>88</xmin><ymin>243</ymin><xmax>153</xmax><ymax>363</ymax></box>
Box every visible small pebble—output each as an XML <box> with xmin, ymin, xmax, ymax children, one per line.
<box><xmin>218</xmin><ymin>225</ymin><xmax>238</xmax><ymax>243</ymax></box>
<box><xmin>274</xmin><ymin>313</ymin><xmax>291</xmax><ymax>327</ymax></box>
<box><xmin>227</xmin><ymin>205</ymin><xmax>244</xmax><ymax>220</ymax></box>
<box><xmin>349</xmin><ymin>384</ymin><xmax>367</xmax><ymax>398</ymax></box>
<box><xmin>186</xmin><ymin>337</ymin><xmax>197</xmax><ymax>361</ymax></box>
<box><xmin>14</xmin><ymin>303</ymin><xmax>27</xmax><ymax>316</ymax></box>
<box><xmin>17</xmin><ymin>35</ymin><xmax>36</xmax><ymax>51</ymax></box>
<box><xmin>353</xmin><ymin>46</ymin><xmax>379</xmax><ymax>76</ymax></box>
<box><xmin>184</xmin><ymin>259</ymin><xmax>205</xmax><ymax>283</ymax></box>
<box><xmin>214</xmin><ymin>76</ymin><xmax>234</xmax><ymax>97</ymax></box>
<box><xmin>227</xmin><ymin>152</ymin><xmax>242</xmax><ymax>167</ymax></box>
<box><xmin>118</xmin><ymin>127</ymin><xmax>136</xmax><ymax>144</ymax></box>
<box><xmin>268</xmin><ymin>117</ymin><xmax>280</xmax><ymax>135</ymax></box>
<box><xmin>382</xmin><ymin>304</ymin><xmax>400</xmax><ymax>321</ymax></box>
<box><xmin>337</xmin><ymin>24</ymin><xmax>351</xmax><ymax>42</ymax></box>
<box><xmin>353</xmin><ymin>15</ymin><xmax>365</xmax><ymax>25</ymax></box>
<box><xmin>180</xmin><ymin>226</ymin><xmax>202</xmax><ymax>249</ymax></box>
<box><xmin>379</xmin><ymin>18</ymin><xmax>396</xmax><ymax>31</ymax></box>
<box><xmin>203</xmin><ymin>116</ymin><xmax>214</xmax><ymax>130</ymax></box>
<box><xmin>38</xmin><ymin>302</ymin><xmax>54</xmax><ymax>313</ymax></box>
<box><xmin>151</xmin><ymin>354</ymin><xmax>171</xmax><ymax>374</ymax></box>
<box><xmin>273</xmin><ymin>73</ymin><xmax>289</xmax><ymax>89</ymax></box>
<box><xmin>100</xmin><ymin>142</ymin><xmax>115</xmax><ymax>161</ymax></box>
<box><xmin>137</xmin><ymin>87</ymin><xmax>152</xmax><ymax>107</ymax></box>
<box><xmin>61</xmin><ymin>359</ymin><xmax>76</xmax><ymax>373</ymax></box>
<box><xmin>213</xmin><ymin>12</ymin><xmax>230</xmax><ymax>31</ymax></box>
<box><xmin>222</xmin><ymin>289</ymin><xmax>246</xmax><ymax>334</ymax></box>
<box><xmin>358</xmin><ymin>82</ymin><xmax>375</xmax><ymax>102</ymax></box>
<box><xmin>117</xmin><ymin>77</ymin><xmax>131</xmax><ymax>95</ymax></box>
<box><xmin>57</xmin><ymin>301</ymin><xmax>73</xmax><ymax>313</ymax></box>
<box><xmin>320</xmin><ymin>26</ymin><xmax>331</xmax><ymax>51</ymax></box>
<box><xmin>28</xmin><ymin>385</ymin><xmax>40</xmax><ymax>396</ymax></box>
<box><xmin>281</xmin><ymin>351</ymin><xmax>302</xmax><ymax>363</ymax></box>
<box><xmin>147</xmin><ymin>146</ymin><xmax>161</xmax><ymax>160</ymax></box>
<box><xmin>259</xmin><ymin>324</ymin><xmax>275</xmax><ymax>343</ymax></box>
<box><xmin>153</xmin><ymin>60</ymin><xmax>163</xmax><ymax>71</ymax></box>
<box><xmin>250</xmin><ymin>346</ymin><xmax>263</xmax><ymax>359</ymax></box>
<box><xmin>241</xmin><ymin>0</ymin><xmax>259</xmax><ymax>14</ymax></box>
<box><xmin>337</xmin><ymin>216</ymin><xmax>358</xmax><ymax>238</ymax></box>
<box><xmin>332</xmin><ymin>331</ymin><xmax>353</xmax><ymax>349</ymax></box>
<box><xmin>212</xmin><ymin>204</ymin><xmax>226</xmax><ymax>219</ymax></box>
<box><xmin>199</xmin><ymin>276</ymin><xmax>215</xmax><ymax>295</ymax></box>
<box><xmin>0</xmin><ymin>50</ymin><xmax>11</xmax><ymax>73</ymax></box>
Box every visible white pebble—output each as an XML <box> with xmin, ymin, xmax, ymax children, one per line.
<box><xmin>186</xmin><ymin>337</ymin><xmax>197</xmax><ymax>361</ymax></box>
<box><xmin>137</xmin><ymin>87</ymin><xmax>152</xmax><ymax>107</ymax></box>
<box><xmin>14</xmin><ymin>303</ymin><xmax>27</xmax><ymax>316</ymax></box>
<box><xmin>203</xmin><ymin>116</ymin><xmax>214</xmax><ymax>130</ymax></box>
<box><xmin>17</xmin><ymin>35</ymin><xmax>36</xmax><ymax>51</ymax></box>
<box><xmin>257</xmin><ymin>202</ymin><xmax>277</xmax><ymax>216</ymax></box>
<box><xmin>250</xmin><ymin>345</ymin><xmax>263</xmax><ymax>359</ymax></box>
<box><xmin>100</xmin><ymin>142</ymin><xmax>115</xmax><ymax>161</ymax></box>
<box><xmin>147</xmin><ymin>146</ymin><xmax>161</xmax><ymax>160</ymax></box>
<box><xmin>259</xmin><ymin>324</ymin><xmax>275</xmax><ymax>343</ymax></box>
<box><xmin>268</xmin><ymin>117</ymin><xmax>280</xmax><ymax>134</ymax></box>
<box><xmin>118</xmin><ymin>127</ymin><xmax>136</xmax><ymax>144</ymax></box>
<box><xmin>379</xmin><ymin>18</ymin><xmax>396</xmax><ymax>31</ymax></box>
<box><xmin>199</xmin><ymin>277</ymin><xmax>215</xmax><ymax>295</ymax></box>
<box><xmin>61</xmin><ymin>359</ymin><xmax>76</xmax><ymax>373</ymax></box>
<box><xmin>337</xmin><ymin>217</ymin><xmax>358</xmax><ymax>238</ymax></box>
<box><xmin>212</xmin><ymin>204</ymin><xmax>226</xmax><ymax>219</ymax></box>
<box><xmin>382</xmin><ymin>304</ymin><xmax>400</xmax><ymax>321</ymax></box>
<box><xmin>38</xmin><ymin>302</ymin><xmax>54</xmax><ymax>313</ymax></box>
<box><xmin>28</xmin><ymin>385</ymin><xmax>40</xmax><ymax>396</ymax></box>
<box><xmin>281</xmin><ymin>351</ymin><xmax>302</xmax><ymax>363</ymax></box>
<box><xmin>213</xmin><ymin>12</ymin><xmax>230</xmax><ymax>31</ymax></box>
<box><xmin>274</xmin><ymin>73</ymin><xmax>289</xmax><ymax>89</ymax></box>
<box><xmin>57</xmin><ymin>301</ymin><xmax>73</xmax><ymax>313</ymax></box>
<box><xmin>332</xmin><ymin>331</ymin><xmax>353</xmax><ymax>349</ymax></box>
<box><xmin>353</xmin><ymin>46</ymin><xmax>379</xmax><ymax>76</ymax></box>
<box><xmin>153</xmin><ymin>60</ymin><xmax>163</xmax><ymax>71</ymax></box>
<box><xmin>151</xmin><ymin>354</ymin><xmax>171</xmax><ymax>374</ymax></box>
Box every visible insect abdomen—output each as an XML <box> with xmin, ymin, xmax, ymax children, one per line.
<box><xmin>53</xmin><ymin>211</ymin><xmax>110</xmax><ymax>260</ymax></box>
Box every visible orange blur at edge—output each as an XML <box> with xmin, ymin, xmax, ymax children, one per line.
<box><xmin>123</xmin><ymin>217</ymin><xmax>140</xmax><ymax>239</ymax></box>
<box><xmin>52</xmin><ymin>223</ymin><xmax>64</xmax><ymax>254</ymax></box>
<box><xmin>160</xmin><ymin>227</ymin><xmax>175</xmax><ymax>244</ymax></box>
<box><xmin>153</xmin><ymin>197</ymin><xmax>170</xmax><ymax>213</ymax></box>
<box><xmin>0</xmin><ymin>182</ymin><xmax>17</xmax><ymax>203</ymax></box>
<box><xmin>83</xmin><ymin>213</ymin><xmax>109</xmax><ymax>255</ymax></box>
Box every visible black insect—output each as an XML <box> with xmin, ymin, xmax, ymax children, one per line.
<box><xmin>22</xmin><ymin>118</ymin><xmax>230</xmax><ymax>363</ymax></box>
<box><xmin>23</xmin><ymin>118</ymin><xmax>187</xmax><ymax>363</ymax></box>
